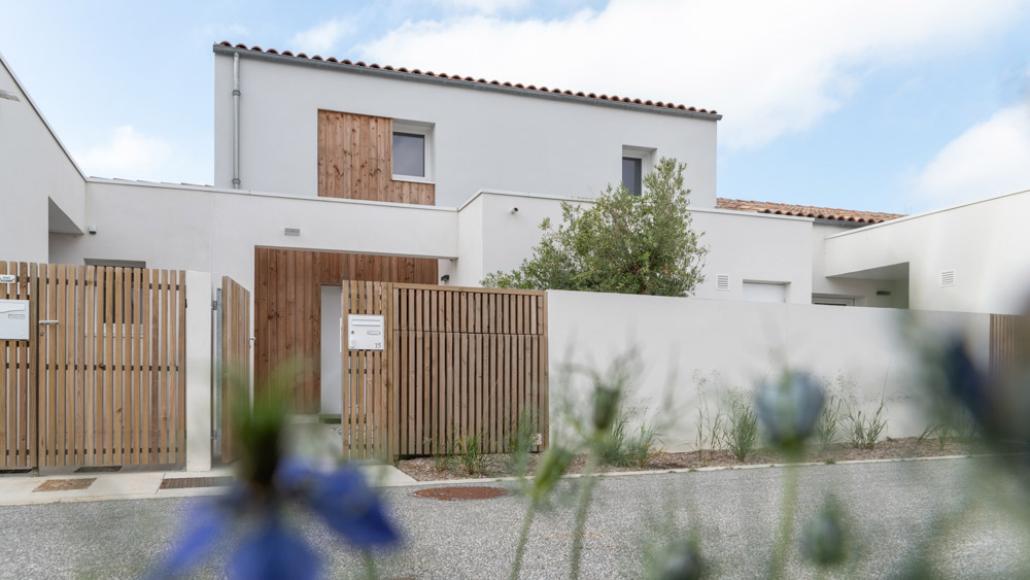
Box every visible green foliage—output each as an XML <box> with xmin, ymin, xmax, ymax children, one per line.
<box><xmin>457</xmin><ymin>435</ymin><xmax>485</xmax><ymax>475</ymax></box>
<box><xmin>815</xmin><ymin>393</ymin><xmax>844</xmax><ymax>448</ymax></box>
<box><xmin>722</xmin><ymin>400</ymin><xmax>759</xmax><ymax>462</ymax></box>
<box><xmin>482</xmin><ymin>158</ymin><xmax>707</xmax><ymax>296</ymax></box>
<box><xmin>847</xmin><ymin>401</ymin><xmax>887</xmax><ymax>450</ymax></box>
<box><xmin>507</xmin><ymin>413</ymin><xmax>537</xmax><ymax>476</ymax></box>
<box><xmin>597</xmin><ymin>412</ymin><xmax>659</xmax><ymax>468</ymax></box>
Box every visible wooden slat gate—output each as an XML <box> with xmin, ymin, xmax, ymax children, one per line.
<box><xmin>342</xmin><ymin>282</ymin><xmax>548</xmax><ymax>459</ymax></box>
<box><xmin>0</xmin><ymin>262</ymin><xmax>187</xmax><ymax>471</ymax></box>
<box><xmin>218</xmin><ymin>276</ymin><xmax>251</xmax><ymax>463</ymax></box>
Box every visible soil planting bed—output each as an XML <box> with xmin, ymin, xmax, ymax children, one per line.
<box><xmin>397</xmin><ymin>437</ymin><xmax>970</xmax><ymax>482</ymax></box>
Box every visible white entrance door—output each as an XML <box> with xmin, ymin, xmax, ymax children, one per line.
<box><xmin>320</xmin><ymin>285</ymin><xmax>343</xmax><ymax>415</ymax></box>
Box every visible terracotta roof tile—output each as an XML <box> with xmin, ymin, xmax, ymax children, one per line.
<box><xmin>716</xmin><ymin>198</ymin><xmax>903</xmax><ymax>225</ymax></box>
<box><xmin>215</xmin><ymin>41</ymin><xmax>720</xmax><ymax>119</ymax></box>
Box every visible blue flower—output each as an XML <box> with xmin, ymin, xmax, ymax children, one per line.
<box><xmin>755</xmin><ymin>371</ymin><xmax>825</xmax><ymax>453</ymax></box>
<box><xmin>229</xmin><ymin>518</ymin><xmax>321</xmax><ymax>580</ymax></box>
<box><xmin>150</xmin><ymin>463</ymin><xmax>399</xmax><ymax>579</ymax></box>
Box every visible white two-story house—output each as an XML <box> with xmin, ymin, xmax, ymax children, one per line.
<box><xmin>3</xmin><ymin>42</ymin><xmax>1029</xmax><ymax>414</ymax></box>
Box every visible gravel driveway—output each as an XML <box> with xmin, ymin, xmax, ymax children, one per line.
<box><xmin>0</xmin><ymin>457</ymin><xmax>1023</xmax><ymax>579</ymax></box>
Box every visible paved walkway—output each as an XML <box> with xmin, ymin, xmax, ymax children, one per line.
<box><xmin>0</xmin><ymin>456</ymin><xmax>1022</xmax><ymax>579</ymax></box>
<box><xmin>0</xmin><ymin>464</ymin><xmax>415</xmax><ymax>506</ymax></box>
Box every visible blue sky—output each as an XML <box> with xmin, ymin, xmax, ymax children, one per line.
<box><xmin>2</xmin><ymin>0</ymin><xmax>1029</xmax><ymax>213</ymax></box>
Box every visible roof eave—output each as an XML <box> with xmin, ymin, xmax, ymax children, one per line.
<box><xmin>213</xmin><ymin>44</ymin><xmax>723</xmax><ymax>122</ymax></box>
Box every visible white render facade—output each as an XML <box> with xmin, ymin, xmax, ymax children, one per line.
<box><xmin>2</xmin><ymin>44</ymin><xmax>1029</xmax><ymax>315</ymax></box>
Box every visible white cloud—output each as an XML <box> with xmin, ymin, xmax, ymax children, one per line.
<box><xmin>434</xmin><ymin>0</ymin><xmax>529</xmax><ymax>14</ymax></box>
<box><xmin>77</xmin><ymin>125</ymin><xmax>172</xmax><ymax>180</ymax></box>
<box><xmin>914</xmin><ymin>102</ymin><xmax>1030</xmax><ymax>206</ymax></box>
<box><xmin>290</xmin><ymin>18</ymin><xmax>353</xmax><ymax>55</ymax></box>
<box><xmin>361</xmin><ymin>0</ymin><xmax>1025</xmax><ymax>149</ymax></box>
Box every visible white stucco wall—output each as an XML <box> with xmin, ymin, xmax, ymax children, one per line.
<box><xmin>824</xmin><ymin>189</ymin><xmax>1030</xmax><ymax>314</ymax></box>
<box><xmin>812</xmin><ymin>223</ymin><xmax>906</xmax><ymax>307</ymax></box>
<box><xmin>48</xmin><ymin>180</ymin><xmax>459</xmax><ymax>292</ymax></box>
<box><xmin>213</xmin><ymin>50</ymin><xmax>718</xmax><ymax>208</ymax></box>
<box><xmin>548</xmin><ymin>290</ymin><xmax>989</xmax><ymax>451</ymax></box>
<box><xmin>0</xmin><ymin>54</ymin><xmax>85</xmax><ymax>262</ymax></box>
<box><xmin>455</xmin><ymin>191</ymin><xmax>814</xmax><ymax>302</ymax></box>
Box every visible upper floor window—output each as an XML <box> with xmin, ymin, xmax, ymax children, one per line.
<box><xmin>622</xmin><ymin>156</ymin><xmax>643</xmax><ymax>196</ymax></box>
<box><xmin>393</xmin><ymin>131</ymin><xmax>426</xmax><ymax>178</ymax></box>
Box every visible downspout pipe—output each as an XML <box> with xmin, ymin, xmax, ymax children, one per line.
<box><xmin>232</xmin><ymin>52</ymin><xmax>241</xmax><ymax>189</ymax></box>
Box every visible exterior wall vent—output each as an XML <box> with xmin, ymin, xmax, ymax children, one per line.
<box><xmin>940</xmin><ymin>270</ymin><xmax>956</xmax><ymax>287</ymax></box>
<box><xmin>284</xmin><ymin>227</ymin><xmax>301</xmax><ymax>237</ymax></box>
<box><xmin>716</xmin><ymin>274</ymin><xmax>729</xmax><ymax>291</ymax></box>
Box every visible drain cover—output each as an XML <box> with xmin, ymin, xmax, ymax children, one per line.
<box><xmin>160</xmin><ymin>476</ymin><xmax>234</xmax><ymax>490</ymax></box>
<box><xmin>413</xmin><ymin>486</ymin><xmax>507</xmax><ymax>501</ymax></box>
<box><xmin>34</xmin><ymin>478</ymin><xmax>96</xmax><ymax>492</ymax></box>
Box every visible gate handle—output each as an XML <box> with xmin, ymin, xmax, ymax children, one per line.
<box><xmin>39</xmin><ymin>320</ymin><xmax>59</xmax><ymax>325</ymax></box>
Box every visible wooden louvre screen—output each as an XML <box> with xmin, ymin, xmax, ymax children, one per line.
<box><xmin>341</xmin><ymin>282</ymin><xmax>548</xmax><ymax>460</ymax></box>
<box><xmin>219</xmin><ymin>276</ymin><xmax>251</xmax><ymax>463</ymax></box>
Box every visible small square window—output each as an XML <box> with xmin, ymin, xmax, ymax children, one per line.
<box><xmin>393</xmin><ymin>132</ymin><xmax>425</xmax><ymax>178</ymax></box>
<box><xmin>622</xmin><ymin>157</ymin><xmax>643</xmax><ymax>196</ymax></box>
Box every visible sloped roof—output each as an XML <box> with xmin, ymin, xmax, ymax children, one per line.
<box><xmin>716</xmin><ymin>198</ymin><xmax>903</xmax><ymax>224</ymax></box>
<box><xmin>215</xmin><ymin>42</ymin><xmax>721</xmax><ymax>120</ymax></box>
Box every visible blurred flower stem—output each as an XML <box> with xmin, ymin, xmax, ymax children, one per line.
<box><xmin>769</xmin><ymin>461</ymin><xmax>800</xmax><ymax>580</ymax></box>
<box><xmin>510</xmin><ymin>500</ymin><xmax>537</xmax><ymax>580</ymax></box>
<box><xmin>569</xmin><ymin>453</ymin><xmax>599</xmax><ymax>580</ymax></box>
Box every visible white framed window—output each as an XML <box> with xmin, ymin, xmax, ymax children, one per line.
<box><xmin>392</xmin><ymin>120</ymin><xmax>433</xmax><ymax>182</ymax></box>
<box><xmin>621</xmin><ymin>145</ymin><xmax>655</xmax><ymax>196</ymax></box>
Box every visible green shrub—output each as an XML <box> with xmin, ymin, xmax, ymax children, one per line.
<box><xmin>723</xmin><ymin>400</ymin><xmax>759</xmax><ymax>461</ymax></box>
<box><xmin>599</xmin><ymin>413</ymin><xmax>659</xmax><ymax>468</ymax></box>
<box><xmin>815</xmin><ymin>394</ymin><xmax>844</xmax><ymax>448</ymax></box>
<box><xmin>457</xmin><ymin>435</ymin><xmax>485</xmax><ymax>475</ymax></box>
<box><xmin>847</xmin><ymin>401</ymin><xmax>887</xmax><ymax>450</ymax></box>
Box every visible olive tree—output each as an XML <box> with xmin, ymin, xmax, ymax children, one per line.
<box><xmin>482</xmin><ymin>158</ymin><xmax>706</xmax><ymax>296</ymax></box>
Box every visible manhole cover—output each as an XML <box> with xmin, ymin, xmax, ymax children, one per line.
<box><xmin>160</xmin><ymin>476</ymin><xmax>234</xmax><ymax>490</ymax></box>
<box><xmin>34</xmin><ymin>478</ymin><xmax>96</xmax><ymax>492</ymax></box>
<box><xmin>413</xmin><ymin>486</ymin><xmax>507</xmax><ymax>501</ymax></box>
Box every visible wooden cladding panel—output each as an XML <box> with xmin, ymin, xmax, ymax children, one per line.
<box><xmin>317</xmin><ymin>110</ymin><xmax>435</xmax><ymax>205</ymax></box>
<box><xmin>220</xmin><ymin>276</ymin><xmax>251</xmax><ymax>462</ymax></box>
<box><xmin>0</xmin><ymin>262</ymin><xmax>37</xmax><ymax>469</ymax></box>
<box><xmin>254</xmin><ymin>248</ymin><xmax>438</xmax><ymax>413</ymax></box>
<box><xmin>341</xmin><ymin>283</ymin><xmax>548</xmax><ymax>459</ymax></box>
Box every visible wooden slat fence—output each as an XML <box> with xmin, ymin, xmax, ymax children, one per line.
<box><xmin>219</xmin><ymin>276</ymin><xmax>250</xmax><ymax>463</ymax></box>
<box><xmin>990</xmin><ymin>313</ymin><xmax>1028</xmax><ymax>378</ymax></box>
<box><xmin>341</xmin><ymin>282</ymin><xmax>548</xmax><ymax>459</ymax></box>
<box><xmin>0</xmin><ymin>262</ymin><xmax>37</xmax><ymax>469</ymax></box>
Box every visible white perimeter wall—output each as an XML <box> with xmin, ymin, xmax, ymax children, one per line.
<box><xmin>0</xmin><ymin>55</ymin><xmax>85</xmax><ymax>262</ymax></box>
<box><xmin>48</xmin><ymin>180</ymin><xmax>458</xmax><ymax>291</ymax></box>
<box><xmin>825</xmin><ymin>189</ymin><xmax>1030</xmax><ymax>314</ymax></box>
<box><xmin>548</xmin><ymin>290</ymin><xmax>989</xmax><ymax>451</ymax></box>
<box><xmin>213</xmin><ymin>52</ymin><xmax>718</xmax><ymax>208</ymax></box>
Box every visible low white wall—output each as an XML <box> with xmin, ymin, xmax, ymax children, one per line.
<box><xmin>547</xmin><ymin>290</ymin><xmax>989</xmax><ymax>451</ymax></box>
<box><xmin>48</xmin><ymin>179</ymin><xmax>459</xmax><ymax>292</ymax></box>
<box><xmin>825</xmin><ymin>188</ymin><xmax>1030</xmax><ymax>314</ymax></box>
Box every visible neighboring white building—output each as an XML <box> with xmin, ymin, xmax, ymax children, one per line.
<box><xmin>2</xmin><ymin>42</ymin><xmax>1027</xmax><ymax>316</ymax></box>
